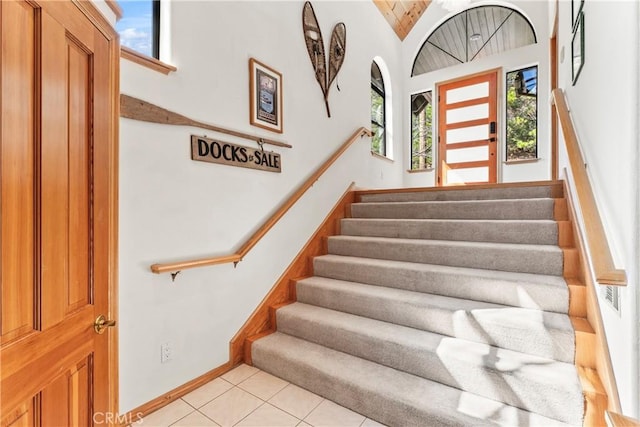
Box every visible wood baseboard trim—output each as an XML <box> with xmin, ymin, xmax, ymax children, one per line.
<box><xmin>580</xmin><ymin>366</ymin><xmax>609</xmax><ymax>427</ymax></box>
<box><xmin>554</xmin><ymin>198</ymin><xmax>568</xmax><ymax>221</ymax></box>
<box><xmin>228</xmin><ymin>183</ymin><xmax>357</xmax><ymax>366</ymax></box>
<box><xmin>562</xmin><ymin>177</ymin><xmax>621</xmax><ymax>414</ymax></box>
<box><xmin>120</xmin><ymin>362</ymin><xmax>233</xmax><ymax>426</ymax></box>
<box><xmin>568</xmin><ymin>282</ymin><xmax>587</xmax><ymax>317</ymax></box>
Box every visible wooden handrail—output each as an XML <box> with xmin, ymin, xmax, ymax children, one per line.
<box><xmin>551</xmin><ymin>89</ymin><xmax>627</xmax><ymax>285</ymax></box>
<box><xmin>606</xmin><ymin>411</ymin><xmax>640</xmax><ymax>427</ymax></box>
<box><xmin>150</xmin><ymin>127</ymin><xmax>372</xmax><ymax>274</ymax></box>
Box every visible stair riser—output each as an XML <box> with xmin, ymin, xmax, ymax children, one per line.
<box><xmin>276</xmin><ymin>306</ymin><xmax>583</xmax><ymax>424</ymax></box>
<box><xmin>252</xmin><ymin>337</ymin><xmax>489</xmax><ymax>427</ymax></box>
<box><xmin>340</xmin><ymin>219</ymin><xmax>558</xmax><ymax>245</ymax></box>
<box><xmin>252</xmin><ymin>333</ymin><xmax>578</xmax><ymax>427</ymax></box>
<box><xmin>351</xmin><ymin>199</ymin><xmax>555</xmax><ymax>220</ymax></box>
<box><xmin>296</xmin><ymin>282</ymin><xmax>575</xmax><ymax>363</ymax></box>
<box><xmin>312</xmin><ymin>257</ymin><xmax>570</xmax><ymax>313</ymax></box>
<box><xmin>358</xmin><ymin>184</ymin><xmax>560</xmax><ymax>203</ymax></box>
<box><xmin>328</xmin><ymin>238</ymin><xmax>564</xmax><ymax>276</ymax></box>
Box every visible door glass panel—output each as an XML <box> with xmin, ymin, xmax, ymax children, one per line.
<box><xmin>446</xmin><ymin>82</ymin><xmax>489</xmax><ymax>104</ymax></box>
<box><xmin>447</xmin><ymin>166</ymin><xmax>489</xmax><ymax>184</ymax></box>
<box><xmin>446</xmin><ymin>124</ymin><xmax>489</xmax><ymax>144</ymax></box>
<box><xmin>446</xmin><ymin>103</ymin><xmax>489</xmax><ymax>124</ymax></box>
<box><xmin>446</xmin><ymin>146</ymin><xmax>489</xmax><ymax>163</ymax></box>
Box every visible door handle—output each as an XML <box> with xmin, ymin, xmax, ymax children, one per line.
<box><xmin>488</xmin><ymin>137</ymin><xmax>496</xmax><ymax>142</ymax></box>
<box><xmin>94</xmin><ymin>314</ymin><xmax>117</xmax><ymax>334</ymax></box>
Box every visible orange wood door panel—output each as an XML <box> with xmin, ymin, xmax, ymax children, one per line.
<box><xmin>1</xmin><ymin>1</ymin><xmax>118</xmax><ymax>424</ymax></box>
<box><xmin>437</xmin><ymin>70</ymin><xmax>498</xmax><ymax>186</ymax></box>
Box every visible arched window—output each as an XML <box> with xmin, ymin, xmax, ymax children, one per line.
<box><xmin>371</xmin><ymin>61</ymin><xmax>386</xmax><ymax>156</ymax></box>
<box><xmin>412</xmin><ymin>6</ymin><xmax>536</xmax><ymax>76</ymax></box>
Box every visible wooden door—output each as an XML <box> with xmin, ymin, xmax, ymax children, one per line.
<box><xmin>1</xmin><ymin>1</ymin><xmax>119</xmax><ymax>425</ymax></box>
<box><xmin>437</xmin><ymin>70</ymin><xmax>498</xmax><ymax>186</ymax></box>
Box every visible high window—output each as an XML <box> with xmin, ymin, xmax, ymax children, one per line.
<box><xmin>411</xmin><ymin>91</ymin><xmax>433</xmax><ymax>170</ymax></box>
<box><xmin>116</xmin><ymin>0</ymin><xmax>160</xmax><ymax>59</ymax></box>
<box><xmin>506</xmin><ymin>66</ymin><xmax>537</xmax><ymax>160</ymax></box>
<box><xmin>371</xmin><ymin>61</ymin><xmax>386</xmax><ymax>156</ymax></box>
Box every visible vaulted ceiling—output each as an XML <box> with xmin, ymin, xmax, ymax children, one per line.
<box><xmin>373</xmin><ymin>1</ymin><xmax>432</xmax><ymax>40</ymax></box>
<box><xmin>373</xmin><ymin>2</ymin><xmax>538</xmax><ymax>77</ymax></box>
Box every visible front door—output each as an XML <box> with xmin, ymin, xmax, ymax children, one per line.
<box><xmin>1</xmin><ymin>1</ymin><xmax>118</xmax><ymax>424</ymax></box>
<box><xmin>437</xmin><ymin>70</ymin><xmax>498</xmax><ymax>186</ymax></box>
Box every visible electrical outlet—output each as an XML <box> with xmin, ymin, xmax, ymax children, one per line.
<box><xmin>160</xmin><ymin>342</ymin><xmax>173</xmax><ymax>363</ymax></box>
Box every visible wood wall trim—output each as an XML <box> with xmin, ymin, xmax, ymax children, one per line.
<box><xmin>552</xmin><ymin>89</ymin><xmax>626</xmax><ymax>285</ymax></box>
<box><xmin>104</xmin><ymin>0</ymin><xmax>123</xmax><ymax>21</ymax></box>
<box><xmin>120</xmin><ymin>46</ymin><xmax>177</xmax><ymax>75</ymax></box>
<box><xmin>119</xmin><ymin>362</ymin><xmax>233</xmax><ymax>426</ymax></box>
<box><xmin>150</xmin><ymin>127</ymin><xmax>371</xmax><ymax>274</ymax></box>
<box><xmin>229</xmin><ymin>183</ymin><xmax>357</xmax><ymax>365</ymax></box>
<box><xmin>563</xmin><ymin>176</ymin><xmax>622</xmax><ymax>414</ymax></box>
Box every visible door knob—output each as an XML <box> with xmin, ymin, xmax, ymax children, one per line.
<box><xmin>94</xmin><ymin>314</ymin><xmax>116</xmax><ymax>334</ymax></box>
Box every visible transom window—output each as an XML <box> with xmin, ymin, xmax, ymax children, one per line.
<box><xmin>371</xmin><ymin>61</ymin><xmax>386</xmax><ymax>156</ymax></box>
<box><xmin>412</xmin><ymin>6</ymin><xmax>536</xmax><ymax>76</ymax></box>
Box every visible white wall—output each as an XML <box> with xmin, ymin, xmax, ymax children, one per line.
<box><xmin>118</xmin><ymin>0</ymin><xmax>404</xmax><ymax>413</ymax></box>
<box><xmin>555</xmin><ymin>0</ymin><xmax>640</xmax><ymax>416</ymax></box>
<box><xmin>401</xmin><ymin>1</ymin><xmax>551</xmax><ymax>188</ymax></box>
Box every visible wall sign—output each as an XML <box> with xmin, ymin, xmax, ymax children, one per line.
<box><xmin>191</xmin><ymin>135</ymin><xmax>281</xmax><ymax>173</ymax></box>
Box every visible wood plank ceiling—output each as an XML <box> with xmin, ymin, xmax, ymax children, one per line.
<box><xmin>373</xmin><ymin>1</ymin><xmax>432</xmax><ymax>40</ymax></box>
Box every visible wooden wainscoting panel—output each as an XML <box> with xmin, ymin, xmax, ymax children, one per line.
<box><xmin>229</xmin><ymin>183</ymin><xmax>357</xmax><ymax>366</ymax></box>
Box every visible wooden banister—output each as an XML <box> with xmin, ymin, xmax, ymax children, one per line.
<box><xmin>551</xmin><ymin>89</ymin><xmax>627</xmax><ymax>285</ymax></box>
<box><xmin>150</xmin><ymin>127</ymin><xmax>372</xmax><ymax>274</ymax></box>
<box><xmin>606</xmin><ymin>411</ymin><xmax>640</xmax><ymax>427</ymax></box>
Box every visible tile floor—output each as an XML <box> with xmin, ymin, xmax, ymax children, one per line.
<box><xmin>136</xmin><ymin>364</ymin><xmax>386</xmax><ymax>427</ymax></box>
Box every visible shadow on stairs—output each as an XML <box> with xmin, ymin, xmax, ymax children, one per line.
<box><xmin>240</xmin><ymin>180</ymin><xmax>606</xmax><ymax>427</ymax></box>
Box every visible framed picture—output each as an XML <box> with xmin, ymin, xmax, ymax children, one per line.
<box><xmin>249</xmin><ymin>58</ymin><xmax>283</xmax><ymax>133</ymax></box>
<box><xmin>571</xmin><ymin>0</ymin><xmax>584</xmax><ymax>31</ymax></box>
<box><xmin>571</xmin><ymin>11</ymin><xmax>584</xmax><ymax>85</ymax></box>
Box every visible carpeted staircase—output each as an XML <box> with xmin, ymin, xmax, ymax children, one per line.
<box><xmin>250</xmin><ymin>182</ymin><xmax>586</xmax><ymax>426</ymax></box>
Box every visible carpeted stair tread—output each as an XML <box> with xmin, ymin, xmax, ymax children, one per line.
<box><xmin>340</xmin><ymin>218</ymin><xmax>558</xmax><ymax>245</ymax></box>
<box><xmin>275</xmin><ymin>302</ymin><xmax>583</xmax><ymax>424</ymax></box>
<box><xmin>296</xmin><ymin>276</ymin><xmax>575</xmax><ymax>363</ymax></box>
<box><xmin>313</xmin><ymin>254</ymin><xmax>569</xmax><ymax>313</ymax></box>
<box><xmin>251</xmin><ymin>332</ymin><xmax>579</xmax><ymax>427</ymax></box>
<box><xmin>328</xmin><ymin>235</ymin><xmax>564</xmax><ymax>276</ymax></box>
<box><xmin>350</xmin><ymin>198</ymin><xmax>555</xmax><ymax>220</ymax></box>
<box><xmin>358</xmin><ymin>184</ymin><xmax>559</xmax><ymax>203</ymax></box>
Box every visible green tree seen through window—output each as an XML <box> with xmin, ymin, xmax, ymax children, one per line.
<box><xmin>506</xmin><ymin>66</ymin><xmax>537</xmax><ymax>160</ymax></box>
<box><xmin>411</xmin><ymin>91</ymin><xmax>433</xmax><ymax>170</ymax></box>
